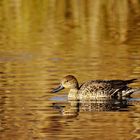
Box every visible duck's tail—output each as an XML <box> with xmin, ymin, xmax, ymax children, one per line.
<box><xmin>124</xmin><ymin>78</ymin><xmax>138</xmax><ymax>84</ymax></box>
<box><xmin>122</xmin><ymin>87</ymin><xmax>140</xmax><ymax>97</ymax></box>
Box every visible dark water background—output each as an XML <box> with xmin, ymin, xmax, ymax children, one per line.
<box><xmin>0</xmin><ymin>1</ymin><xmax>140</xmax><ymax>140</ymax></box>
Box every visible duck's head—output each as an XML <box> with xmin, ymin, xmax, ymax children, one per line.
<box><xmin>52</xmin><ymin>75</ymin><xmax>79</xmax><ymax>93</ymax></box>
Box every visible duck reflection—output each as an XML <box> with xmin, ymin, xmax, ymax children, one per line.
<box><xmin>52</xmin><ymin>98</ymin><xmax>129</xmax><ymax>117</ymax></box>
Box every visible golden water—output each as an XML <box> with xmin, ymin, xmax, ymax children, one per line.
<box><xmin>0</xmin><ymin>1</ymin><xmax>140</xmax><ymax>140</ymax></box>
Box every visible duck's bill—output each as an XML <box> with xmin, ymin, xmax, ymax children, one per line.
<box><xmin>52</xmin><ymin>85</ymin><xmax>64</xmax><ymax>93</ymax></box>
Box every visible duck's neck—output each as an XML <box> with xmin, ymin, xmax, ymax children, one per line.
<box><xmin>68</xmin><ymin>88</ymin><xmax>79</xmax><ymax>100</ymax></box>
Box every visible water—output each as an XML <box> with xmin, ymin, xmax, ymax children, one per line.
<box><xmin>0</xmin><ymin>1</ymin><xmax>140</xmax><ymax>140</ymax></box>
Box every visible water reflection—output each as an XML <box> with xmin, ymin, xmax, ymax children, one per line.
<box><xmin>52</xmin><ymin>98</ymin><xmax>130</xmax><ymax>117</ymax></box>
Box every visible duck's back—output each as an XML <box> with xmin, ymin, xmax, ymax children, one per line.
<box><xmin>78</xmin><ymin>79</ymin><xmax>137</xmax><ymax>100</ymax></box>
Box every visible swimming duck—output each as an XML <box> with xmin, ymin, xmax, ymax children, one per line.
<box><xmin>52</xmin><ymin>75</ymin><xmax>140</xmax><ymax>100</ymax></box>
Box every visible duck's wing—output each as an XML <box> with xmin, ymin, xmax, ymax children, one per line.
<box><xmin>103</xmin><ymin>79</ymin><xmax>138</xmax><ymax>97</ymax></box>
<box><xmin>107</xmin><ymin>78</ymin><xmax>137</xmax><ymax>85</ymax></box>
<box><xmin>79</xmin><ymin>79</ymin><xmax>138</xmax><ymax>97</ymax></box>
<box><xmin>105</xmin><ymin>78</ymin><xmax>137</xmax><ymax>89</ymax></box>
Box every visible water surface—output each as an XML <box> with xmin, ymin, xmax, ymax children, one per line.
<box><xmin>0</xmin><ymin>1</ymin><xmax>140</xmax><ymax>140</ymax></box>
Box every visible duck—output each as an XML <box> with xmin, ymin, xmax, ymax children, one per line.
<box><xmin>52</xmin><ymin>75</ymin><xmax>140</xmax><ymax>100</ymax></box>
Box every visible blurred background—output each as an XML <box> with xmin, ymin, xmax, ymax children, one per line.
<box><xmin>0</xmin><ymin>0</ymin><xmax>140</xmax><ymax>140</ymax></box>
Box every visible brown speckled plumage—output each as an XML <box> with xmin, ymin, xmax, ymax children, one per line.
<box><xmin>78</xmin><ymin>79</ymin><xmax>137</xmax><ymax>100</ymax></box>
<box><xmin>52</xmin><ymin>75</ymin><xmax>140</xmax><ymax>100</ymax></box>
